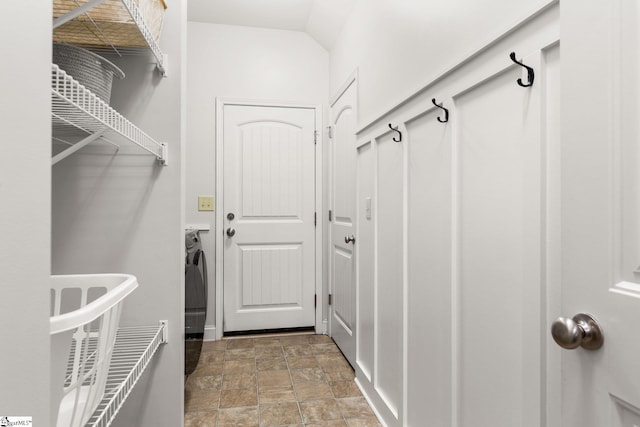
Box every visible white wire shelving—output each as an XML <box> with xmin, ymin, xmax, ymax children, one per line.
<box><xmin>86</xmin><ymin>322</ymin><xmax>167</xmax><ymax>427</ymax></box>
<box><xmin>51</xmin><ymin>64</ymin><xmax>168</xmax><ymax>165</ymax></box>
<box><xmin>52</xmin><ymin>0</ymin><xmax>167</xmax><ymax>76</ymax></box>
<box><xmin>50</xmin><ymin>3</ymin><xmax>169</xmax><ymax>424</ymax></box>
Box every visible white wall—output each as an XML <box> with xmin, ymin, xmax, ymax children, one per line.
<box><xmin>186</xmin><ymin>22</ymin><xmax>330</xmax><ymax>336</ymax></box>
<box><xmin>330</xmin><ymin>0</ymin><xmax>552</xmax><ymax>126</ymax></box>
<box><xmin>0</xmin><ymin>1</ymin><xmax>51</xmax><ymax>423</ymax></box>
<box><xmin>51</xmin><ymin>2</ymin><xmax>186</xmax><ymax>426</ymax></box>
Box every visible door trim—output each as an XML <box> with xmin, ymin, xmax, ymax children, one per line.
<box><xmin>214</xmin><ymin>98</ymin><xmax>323</xmax><ymax>340</ymax></box>
<box><xmin>330</xmin><ymin>69</ymin><xmax>358</xmax><ymax>108</ymax></box>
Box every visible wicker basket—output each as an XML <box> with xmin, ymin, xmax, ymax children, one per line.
<box><xmin>53</xmin><ymin>0</ymin><xmax>167</xmax><ymax>48</ymax></box>
<box><xmin>53</xmin><ymin>43</ymin><xmax>125</xmax><ymax>104</ymax></box>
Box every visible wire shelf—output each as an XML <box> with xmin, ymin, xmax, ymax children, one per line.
<box><xmin>51</xmin><ymin>64</ymin><xmax>167</xmax><ymax>165</ymax></box>
<box><xmin>53</xmin><ymin>0</ymin><xmax>167</xmax><ymax>75</ymax></box>
<box><xmin>86</xmin><ymin>323</ymin><xmax>166</xmax><ymax>427</ymax></box>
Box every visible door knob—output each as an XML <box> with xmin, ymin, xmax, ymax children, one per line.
<box><xmin>345</xmin><ymin>235</ymin><xmax>355</xmax><ymax>244</ymax></box>
<box><xmin>551</xmin><ymin>313</ymin><xmax>603</xmax><ymax>350</ymax></box>
<box><xmin>226</xmin><ymin>228</ymin><xmax>236</xmax><ymax>237</ymax></box>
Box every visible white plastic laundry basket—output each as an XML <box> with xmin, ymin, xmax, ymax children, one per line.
<box><xmin>50</xmin><ymin>274</ymin><xmax>138</xmax><ymax>427</ymax></box>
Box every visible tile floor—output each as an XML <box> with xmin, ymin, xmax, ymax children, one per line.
<box><xmin>184</xmin><ymin>334</ymin><xmax>382</xmax><ymax>427</ymax></box>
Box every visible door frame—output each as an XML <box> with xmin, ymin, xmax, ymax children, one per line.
<box><xmin>328</xmin><ymin>70</ymin><xmax>358</xmax><ymax>343</ymax></box>
<box><xmin>214</xmin><ymin>98</ymin><xmax>323</xmax><ymax>340</ymax></box>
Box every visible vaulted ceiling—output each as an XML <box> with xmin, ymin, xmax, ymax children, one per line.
<box><xmin>187</xmin><ymin>0</ymin><xmax>356</xmax><ymax>50</ymax></box>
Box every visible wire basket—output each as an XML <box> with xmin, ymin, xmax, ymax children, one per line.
<box><xmin>50</xmin><ymin>274</ymin><xmax>138</xmax><ymax>427</ymax></box>
<box><xmin>53</xmin><ymin>43</ymin><xmax>125</xmax><ymax>104</ymax></box>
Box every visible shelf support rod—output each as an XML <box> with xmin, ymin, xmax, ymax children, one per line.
<box><xmin>53</xmin><ymin>0</ymin><xmax>109</xmax><ymax>29</ymax></box>
<box><xmin>52</xmin><ymin>128</ymin><xmax>107</xmax><ymax>165</ymax></box>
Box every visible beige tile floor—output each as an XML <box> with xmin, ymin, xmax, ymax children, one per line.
<box><xmin>184</xmin><ymin>334</ymin><xmax>382</xmax><ymax>427</ymax></box>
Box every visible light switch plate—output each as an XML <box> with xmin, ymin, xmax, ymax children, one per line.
<box><xmin>198</xmin><ymin>196</ymin><xmax>215</xmax><ymax>211</ymax></box>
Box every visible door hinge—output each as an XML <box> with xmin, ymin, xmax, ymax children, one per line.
<box><xmin>327</xmin><ymin>126</ymin><xmax>333</xmax><ymax>139</ymax></box>
<box><xmin>314</xmin><ymin>294</ymin><xmax>317</xmax><ymax>308</ymax></box>
<box><xmin>314</xmin><ymin>130</ymin><xmax>319</xmax><ymax>145</ymax></box>
<box><xmin>328</xmin><ymin>210</ymin><xmax>332</xmax><ymax>222</ymax></box>
<box><xmin>314</xmin><ymin>212</ymin><xmax>317</xmax><ymax>227</ymax></box>
<box><xmin>328</xmin><ymin>294</ymin><xmax>332</xmax><ymax>305</ymax></box>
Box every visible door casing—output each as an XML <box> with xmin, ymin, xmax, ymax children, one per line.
<box><xmin>214</xmin><ymin>98</ymin><xmax>323</xmax><ymax>339</ymax></box>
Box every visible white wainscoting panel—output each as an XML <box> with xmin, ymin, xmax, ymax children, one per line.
<box><xmin>352</xmin><ymin>5</ymin><xmax>560</xmax><ymax>427</ymax></box>
<box><xmin>454</xmin><ymin>63</ymin><xmax>542</xmax><ymax>427</ymax></box>
<box><xmin>374</xmin><ymin>132</ymin><xmax>404</xmax><ymax>419</ymax></box>
<box><xmin>356</xmin><ymin>141</ymin><xmax>375</xmax><ymax>382</ymax></box>
<box><xmin>405</xmin><ymin>108</ymin><xmax>453</xmax><ymax>427</ymax></box>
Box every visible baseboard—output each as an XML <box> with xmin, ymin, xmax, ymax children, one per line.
<box><xmin>322</xmin><ymin>319</ymin><xmax>328</xmax><ymax>335</ymax></box>
<box><xmin>354</xmin><ymin>377</ymin><xmax>388</xmax><ymax>427</ymax></box>
<box><xmin>203</xmin><ymin>325</ymin><xmax>217</xmax><ymax>341</ymax></box>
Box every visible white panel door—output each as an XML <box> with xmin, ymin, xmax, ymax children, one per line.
<box><xmin>222</xmin><ymin>105</ymin><xmax>316</xmax><ymax>332</ymax></box>
<box><xmin>329</xmin><ymin>78</ymin><xmax>357</xmax><ymax>366</ymax></box>
<box><xmin>559</xmin><ymin>1</ymin><xmax>640</xmax><ymax>425</ymax></box>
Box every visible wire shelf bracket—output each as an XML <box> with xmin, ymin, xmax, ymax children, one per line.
<box><xmin>51</xmin><ymin>64</ymin><xmax>168</xmax><ymax>165</ymax></box>
<box><xmin>52</xmin><ymin>128</ymin><xmax>107</xmax><ymax>165</ymax></box>
<box><xmin>86</xmin><ymin>322</ymin><xmax>168</xmax><ymax>427</ymax></box>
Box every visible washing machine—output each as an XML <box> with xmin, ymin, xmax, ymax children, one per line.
<box><xmin>185</xmin><ymin>230</ymin><xmax>207</xmax><ymax>376</ymax></box>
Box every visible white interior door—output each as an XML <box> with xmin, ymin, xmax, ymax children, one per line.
<box><xmin>329</xmin><ymin>77</ymin><xmax>358</xmax><ymax>366</ymax></box>
<box><xmin>559</xmin><ymin>1</ymin><xmax>640</xmax><ymax>425</ymax></box>
<box><xmin>222</xmin><ymin>104</ymin><xmax>317</xmax><ymax>333</ymax></box>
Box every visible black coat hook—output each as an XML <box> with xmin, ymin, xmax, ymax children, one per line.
<box><xmin>388</xmin><ymin>123</ymin><xmax>402</xmax><ymax>142</ymax></box>
<box><xmin>431</xmin><ymin>98</ymin><xmax>449</xmax><ymax>123</ymax></box>
<box><xmin>509</xmin><ymin>52</ymin><xmax>534</xmax><ymax>87</ymax></box>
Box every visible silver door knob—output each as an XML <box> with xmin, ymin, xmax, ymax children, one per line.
<box><xmin>226</xmin><ymin>228</ymin><xmax>236</xmax><ymax>237</ymax></box>
<box><xmin>345</xmin><ymin>235</ymin><xmax>355</xmax><ymax>244</ymax></box>
<box><xmin>551</xmin><ymin>313</ymin><xmax>603</xmax><ymax>350</ymax></box>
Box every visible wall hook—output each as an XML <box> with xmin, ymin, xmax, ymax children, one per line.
<box><xmin>431</xmin><ymin>98</ymin><xmax>449</xmax><ymax>123</ymax></box>
<box><xmin>509</xmin><ymin>52</ymin><xmax>534</xmax><ymax>87</ymax></box>
<box><xmin>388</xmin><ymin>123</ymin><xmax>402</xmax><ymax>142</ymax></box>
